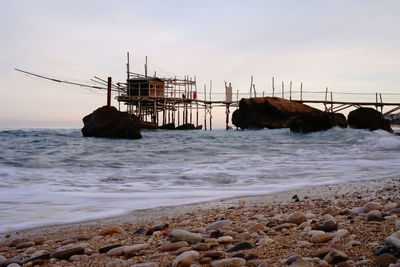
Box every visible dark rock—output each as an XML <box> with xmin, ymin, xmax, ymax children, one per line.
<box><xmin>232</xmin><ymin>253</ymin><xmax>245</xmax><ymax>258</ymax></box>
<box><xmin>226</xmin><ymin>242</ymin><xmax>252</xmax><ymax>252</ymax></box>
<box><xmin>290</xmin><ymin>112</ymin><xmax>347</xmax><ymax>133</ymax></box>
<box><xmin>133</xmin><ymin>226</ymin><xmax>147</xmax><ymax>235</ymax></box>
<box><xmin>373</xmin><ymin>253</ymin><xmax>397</xmax><ymax>267</ymax></box>
<box><xmin>374</xmin><ymin>246</ymin><xmax>397</xmax><ymax>256</ymax></box>
<box><xmin>81</xmin><ymin>106</ymin><xmax>141</xmax><ymax>139</ymax></box>
<box><xmin>312</xmin><ymin>220</ymin><xmax>338</xmax><ymax>232</ymax></box>
<box><xmin>140</xmin><ymin>121</ymin><xmax>158</xmax><ymax>129</ymax></box>
<box><xmin>210</xmin><ymin>230</ymin><xmax>223</xmax><ymax>238</ymax></box>
<box><xmin>99</xmin><ymin>244</ymin><xmax>123</xmax><ymax>254</ymax></box>
<box><xmin>348</xmin><ymin>107</ymin><xmax>393</xmax><ymax>133</ymax></box>
<box><xmin>146</xmin><ymin>223</ymin><xmax>169</xmax><ymax>235</ymax></box>
<box><xmin>232</xmin><ymin>97</ymin><xmax>321</xmax><ymax>130</ymax></box>
<box><xmin>159</xmin><ymin>123</ymin><xmax>175</xmax><ymax>130</ymax></box>
<box><xmin>175</xmin><ymin>123</ymin><xmax>202</xmax><ymax>130</ymax></box>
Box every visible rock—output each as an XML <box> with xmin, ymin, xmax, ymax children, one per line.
<box><xmin>99</xmin><ymin>226</ymin><xmax>125</xmax><ymax>236</ymax></box>
<box><xmin>172</xmin><ymin>250</ymin><xmax>199</xmax><ymax>267</ymax></box>
<box><xmin>367</xmin><ymin>210</ymin><xmax>383</xmax><ymax>221</ymax></box>
<box><xmin>124</xmin><ymin>243</ymin><xmax>150</xmax><ymax>256</ymax></box>
<box><xmin>232</xmin><ymin>97</ymin><xmax>322</xmax><ymax>130</ymax></box>
<box><xmin>204</xmin><ymin>251</ymin><xmax>227</xmax><ymax>259</ymax></box>
<box><xmin>192</xmin><ymin>243</ymin><xmax>210</xmax><ymax>251</ymax></box>
<box><xmin>169</xmin><ymin>229</ymin><xmax>203</xmax><ymax>244</ymax></box>
<box><xmin>289</xmin><ymin>112</ymin><xmax>345</xmax><ymax>133</ymax></box>
<box><xmin>289</xmin><ymin>259</ymin><xmax>314</xmax><ymax>267</ymax></box>
<box><xmin>82</xmin><ymin>106</ymin><xmax>142</xmax><ymax>139</ymax></box>
<box><xmin>226</xmin><ymin>242</ymin><xmax>252</xmax><ymax>252</ymax></box>
<box><xmin>257</xmin><ymin>237</ymin><xmax>274</xmax><ymax>246</ymax></box>
<box><xmin>348</xmin><ymin>107</ymin><xmax>393</xmax><ymax>133</ymax></box>
<box><xmin>285</xmin><ymin>254</ymin><xmax>302</xmax><ymax>265</ymax></box>
<box><xmin>200</xmin><ymin>257</ymin><xmax>213</xmax><ymax>264</ymax></box>
<box><xmin>272</xmin><ymin>223</ymin><xmax>297</xmax><ymax>231</ymax></box>
<box><xmin>33</xmin><ymin>237</ymin><xmax>46</xmax><ymax>245</ymax></box>
<box><xmin>146</xmin><ymin>223</ymin><xmax>169</xmax><ymax>235</ymax></box>
<box><xmin>206</xmin><ymin>220</ymin><xmax>232</xmax><ymax>231</ymax></box>
<box><xmin>312</xmin><ymin>220</ymin><xmax>338</xmax><ymax>232</ymax></box>
<box><xmin>296</xmin><ymin>241</ymin><xmax>312</xmax><ymax>248</ymax></box>
<box><xmin>313</xmin><ymin>247</ymin><xmax>334</xmax><ymax>258</ymax></box>
<box><xmin>336</xmin><ymin>262</ymin><xmax>353</xmax><ymax>267</ymax></box>
<box><xmin>384</xmin><ymin>203</ymin><xmax>398</xmax><ymax>212</ymax></box>
<box><xmin>175</xmin><ymin>123</ymin><xmax>200</xmax><ymax>130</ymax></box>
<box><xmin>395</xmin><ymin>221</ymin><xmax>400</xmax><ymax>231</ymax></box>
<box><xmin>105</xmin><ymin>259</ymin><xmax>128</xmax><ymax>267</ymax></box>
<box><xmin>287</xmin><ymin>211</ymin><xmax>307</xmax><ymax>225</ymax></box>
<box><xmin>107</xmin><ymin>246</ymin><xmax>125</xmax><ymax>256</ymax></box>
<box><xmin>50</xmin><ymin>244</ymin><xmax>85</xmax><ymax>259</ymax></box>
<box><xmin>323</xmin><ymin>250</ymin><xmax>348</xmax><ymax>264</ymax></box>
<box><xmin>15</xmin><ymin>241</ymin><xmax>35</xmax><ymax>249</ymax></box>
<box><xmin>7</xmin><ymin>264</ymin><xmax>21</xmax><ymax>267</ymax></box>
<box><xmin>147</xmin><ymin>253</ymin><xmax>167</xmax><ymax>260</ymax></box>
<box><xmin>210</xmin><ymin>258</ymin><xmax>246</xmax><ymax>267</ymax></box>
<box><xmin>31</xmin><ymin>250</ymin><xmax>49</xmax><ymax>258</ymax></box>
<box><xmin>133</xmin><ymin>226</ymin><xmax>147</xmax><ymax>235</ymax></box>
<box><xmin>217</xmin><ymin>236</ymin><xmax>233</xmax><ymax>243</ymax></box>
<box><xmin>99</xmin><ymin>244</ymin><xmax>122</xmax><ymax>253</ymax></box>
<box><xmin>385</xmin><ymin>230</ymin><xmax>400</xmax><ymax>250</ymax></box>
<box><xmin>249</xmin><ymin>224</ymin><xmax>265</xmax><ymax>232</ymax></box>
<box><xmin>130</xmin><ymin>263</ymin><xmax>159</xmax><ymax>267</ymax></box>
<box><xmin>159</xmin><ymin>241</ymin><xmax>189</xmax><ymax>251</ymax></box>
<box><xmin>373</xmin><ymin>253</ymin><xmax>397</xmax><ymax>267</ymax></box>
<box><xmin>333</xmin><ymin>229</ymin><xmax>349</xmax><ymax>239</ymax></box>
<box><xmin>310</xmin><ymin>232</ymin><xmax>333</xmax><ymax>243</ymax></box>
<box><xmin>175</xmin><ymin>247</ymin><xmax>192</xmax><ymax>255</ymax></box>
<box><xmin>9</xmin><ymin>238</ymin><xmax>29</xmax><ymax>247</ymax></box>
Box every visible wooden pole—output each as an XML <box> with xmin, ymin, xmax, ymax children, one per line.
<box><xmin>330</xmin><ymin>92</ymin><xmax>333</xmax><ymax>112</ymax></box>
<box><xmin>300</xmin><ymin>82</ymin><xmax>303</xmax><ymax>101</ymax></box>
<box><xmin>281</xmin><ymin>81</ymin><xmax>284</xmax><ymax>98</ymax></box>
<box><xmin>380</xmin><ymin>93</ymin><xmax>383</xmax><ymax>113</ymax></box>
<box><xmin>225</xmin><ymin>104</ymin><xmax>230</xmax><ymax>130</ymax></box>
<box><xmin>126</xmin><ymin>52</ymin><xmax>130</xmax><ymax>80</ymax></box>
<box><xmin>204</xmin><ymin>84</ymin><xmax>207</xmax><ymax>130</ymax></box>
<box><xmin>272</xmin><ymin>77</ymin><xmax>275</xmax><ymax>97</ymax></box>
<box><xmin>289</xmin><ymin>81</ymin><xmax>292</xmax><ymax>101</ymax></box>
<box><xmin>107</xmin><ymin>77</ymin><xmax>112</xmax><ymax>107</ymax></box>
<box><xmin>145</xmin><ymin>56</ymin><xmax>148</xmax><ymax>78</ymax></box>
<box><xmin>250</xmin><ymin>76</ymin><xmax>253</xmax><ymax>98</ymax></box>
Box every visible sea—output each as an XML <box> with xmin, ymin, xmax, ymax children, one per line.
<box><xmin>0</xmin><ymin>127</ymin><xmax>399</xmax><ymax>233</ymax></box>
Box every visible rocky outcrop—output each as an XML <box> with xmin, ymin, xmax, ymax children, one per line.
<box><xmin>289</xmin><ymin>112</ymin><xmax>347</xmax><ymax>134</ymax></box>
<box><xmin>175</xmin><ymin>123</ymin><xmax>202</xmax><ymax>130</ymax></box>
<box><xmin>348</xmin><ymin>107</ymin><xmax>393</xmax><ymax>133</ymax></box>
<box><xmin>82</xmin><ymin>106</ymin><xmax>142</xmax><ymax>139</ymax></box>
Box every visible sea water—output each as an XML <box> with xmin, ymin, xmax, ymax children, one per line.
<box><xmin>0</xmin><ymin>127</ymin><xmax>399</xmax><ymax>233</ymax></box>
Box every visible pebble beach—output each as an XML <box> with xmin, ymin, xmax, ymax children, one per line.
<box><xmin>1</xmin><ymin>177</ymin><xmax>399</xmax><ymax>267</ymax></box>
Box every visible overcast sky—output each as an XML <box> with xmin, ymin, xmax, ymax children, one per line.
<box><xmin>1</xmin><ymin>0</ymin><xmax>399</xmax><ymax>128</ymax></box>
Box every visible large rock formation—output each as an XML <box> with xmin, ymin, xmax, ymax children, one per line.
<box><xmin>82</xmin><ymin>106</ymin><xmax>142</xmax><ymax>139</ymax></box>
<box><xmin>232</xmin><ymin>97</ymin><xmax>348</xmax><ymax>133</ymax></box>
<box><xmin>348</xmin><ymin>107</ymin><xmax>393</xmax><ymax>133</ymax></box>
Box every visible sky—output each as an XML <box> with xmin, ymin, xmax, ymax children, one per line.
<box><xmin>1</xmin><ymin>0</ymin><xmax>400</xmax><ymax>128</ymax></box>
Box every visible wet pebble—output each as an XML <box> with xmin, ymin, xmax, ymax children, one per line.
<box><xmin>105</xmin><ymin>258</ymin><xmax>128</xmax><ymax>267</ymax></box>
<box><xmin>210</xmin><ymin>257</ymin><xmax>246</xmax><ymax>267</ymax></box>
<box><xmin>287</xmin><ymin>211</ymin><xmax>307</xmax><ymax>225</ymax></box>
<box><xmin>206</xmin><ymin>220</ymin><xmax>232</xmax><ymax>231</ymax></box>
<box><xmin>217</xmin><ymin>236</ymin><xmax>233</xmax><ymax>244</ymax></box>
<box><xmin>226</xmin><ymin>242</ymin><xmax>252</xmax><ymax>252</ymax></box>
<box><xmin>99</xmin><ymin>226</ymin><xmax>125</xmax><ymax>236</ymax></box>
<box><xmin>172</xmin><ymin>250</ymin><xmax>199</xmax><ymax>267</ymax></box>
<box><xmin>159</xmin><ymin>241</ymin><xmax>189</xmax><ymax>251</ymax></box>
<box><xmin>124</xmin><ymin>243</ymin><xmax>150</xmax><ymax>257</ymax></box>
<box><xmin>169</xmin><ymin>229</ymin><xmax>203</xmax><ymax>244</ymax></box>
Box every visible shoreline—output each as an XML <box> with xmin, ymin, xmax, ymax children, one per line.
<box><xmin>1</xmin><ymin>176</ymin><xmax>399</xmax><ymax>266</ymax></box>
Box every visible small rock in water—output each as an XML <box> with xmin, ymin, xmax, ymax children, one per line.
<box><xmin>210</xmin><ymin>258</ymin><xmax>246</xmax><ymax>267</ymax></box>
<box><xmin>99</xmin><ymin>226</ymin><xmax>125</xmax><ymax>236</ymax></box>
<box><xmin>287</xmin><ymin>211</ymin><xmax>307</xmax><ymax>225</ymax></box>
<box><xmin>105</xmin><ymin>258</ymin><xmax>128</xmax><ymax>267</ymax></box>
<box><xmin>373</xmin><ymin>253</ymin><xmax>397</xmax><ymax>267</ymax></box>
<box><xmin>172</xmin><ymin>250</ymin><xmax>200</xmax><ymax>267</ymax></box>
<box><xmin>226</xmin><ymin>242</ymin><xmax>252</xmax><ymax>252</ymax></box>
<box><xmin>169</xmin><ymin>229</ymin><xmax>203</xmax><ymax>244</ymax></box>
<box><xmin>206</xmin><ymin>220</ymin><xmax>232</xmax><ymax>231</ymax></box>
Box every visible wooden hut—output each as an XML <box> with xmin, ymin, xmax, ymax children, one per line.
<box><xmin>127</xmin><ymin>77</ymin><xmax>165</xmax><ymax>97</ymax></box>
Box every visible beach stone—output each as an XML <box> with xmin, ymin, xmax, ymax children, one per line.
<box><xmin>159</xmin><ymin>241</ymin><xmax>189</xmax><ymax>251</ymax></box>
<box><xmin>385</xmin><ymin>230</ymin><xmax>400</xmax><ymax>250</ymax></box>
<box><xmin>217</xmin><ymin>236</ymin><xmax>233</xmax><ymax>243</ymax></box>
<box><xmin>147</xmin><ymin>253</ymin><xmax>167</xmax><ymax>260</ymax></box>
<box><xmin>124</xmin><ymin>243</ymin><xmax>150</xmax><ymax>256</ymax></box>
<box><xmin>206</xmin><ymin>220</ymin><xmax>232</xmax><ymax>231</ymax></box>
<box><xmin>273</xmin><ymin>223</ymin><xmax>297</xmax><ymax>231</ymax></box>
<box><xmin>105</xmin><ymin>259</ymin><xmax>128</xmax><ymax>267</ymax></box>
<box><xmin>50</xmin><ymin>244</ymin><xmax>85</xmax><ymax>259</ymax></box>
<box><xmin>210</xmin><ymin>258</ymin><xmax>246</xmax><ymax>267</ymax></box>
<box><xmin>192</xmin><ymin>243</ymin><xmax>210</xmax><ymax>251</ymax></box>
<box><xmin>15</xmin><ymin>241</ymin><xmax>35</xmax><ymax>249</ymax></box>
<box><xmin>313</xmin><ymin>220</ymin><xmax>338</xmax><ymax>232</ymax></box>
<box><xmin>296</xmin><ymin>241</ymin><xmax>312</xmax><ymax>248</ymax></box>
<box><xmin>384</xmin><ymin>203</ymin><xmax>398</xmax><ymax>212</ymax></box>
<box><xmin>172</xmin><ymin>250</ymin><xmax>199</xmax><ymax>267</ymax></box>
<box><xmin>107</xmin><ymin>246</ymin><xmax>125</xmax><ymax>256</ymax></box>
<box><xmin>285</xmin><ymin>254</ymin><xmax>302</xmax><ymax>265</ymax></box>
<box><xmin>7</xmin><ymin>264</ymin><xmax>21</xmax><ymax>267</ymax></box>
<box><xmin>169</xmin><ymin>229</ymin><xmax>203</xmax><ymax>244</ymax></box>
<box><xmin>9</xmin><ymin>238</ymin><xmax>29</xmax><ymax>247</ymax></box>
<box><xmin>287</xmin><ymin>211</ymin><xmax>307</xmax><ymax>225</ymax></box>
<box><xmin>175</xmin><ymin>247</ymin><xmax>192</xmax><ymax>255</ymax></box>
<box><xmin>289</xmin><ymin>259</ymin><xmax>314</xmax><ymax>267</ymax></box>
<box><xmin>236</xmin><ymin>232</ymin><xmax>252</xmax><ymax>241</ymax></box>
<box><xmin>313</xmin><ymin>248</ymin><xmax>334</xmax><ymax>258</ymax></box>
<box><xmin>147</xmin><ymin>222</ymin><xmax>169</xmax><ymax>235</ymax></box>
<box><xmin>374</xmin><ymin>253</ymin><xmax>397</xmax><ymax>267</ymax></box>
<box><xmin>367</xmin><ymin>210</ymin><xmax>383</xmax><ymax>221</ymax></box>
<box><xmin>395</xmin><ymin>221</ymin><xmax>400</xmax><ymax>230</ymax></box>
<box><xmin>133</xmin><ymin>226</ymin><xmax>147</xmax><ymax>235</ymax></box>
<box><xmin>99</xmin><ymin>226</ymin><xmax>125</xmax><ymax>236</ymax></box>
<box><xmin>363</xmin><ymin>202</ymin><xmax>382</xmax><ymax>213</ymax></box>
<box><xmin>204</xmin><ymin>251</ymin><xmax>227</xmax><ymax>259</ymax></box>
<box><xmin>257</xmin><ymin>237</ymin><xmax>274</xmax><ymax>246</ymax></box>
<box><xmin>33</xmin><ymin>236</ymin><xmax>46</xmax><ymax>245</ymax></box>
<box><xmin>226</xmin><ymin>242</ymin><xmax>252</xmax><ymax>252</ymax></box>
<box><xmin>130</xmin><ymin>263</ymin><xmax>159</xmax><ymax>267</ymax></box>
<box><xmin>333</xmin><ymin>229</ymin><xmax>349</xmax><ymax>239</ymax></box>
<box><xmin>99</xmin><ymin>244</ymin><xmax>122</xmax><ymax>253</ymax></box>
<box><xmin>336</xmin><ymin>262</ymin><xmax>353</xmax><ymax>267</ymax></box>
<box><xmin>249</xmin><ymin>223</ymin><xmax>265</xmax><ymax>232</ymax></box>
<box><xmin>200</xmin><ymin>257</ymin><xmax>213</xmax><ymax>264</ymax></box>
<box><xmin>310</xmin><ymin>232</ymin><xmax>333</xmax><ymax>243</ymax></box>
<box><xmin>323</xmin><ymin>250</ymin><xmax>348</xmax><ymax>264</ymax></box>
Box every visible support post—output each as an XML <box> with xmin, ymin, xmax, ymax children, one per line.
<box><xmin>272</xmin><ymin>77</ymin><xmax>275</xmax><ymax>97</ymax></box>
<box><xmin>300</xmin><ymin>82</ymin><xmax>303</xmax><ymax>101</ymax></box>
<box><xmin>289</xmin><ymin>81</ymin><xmax>292</xmax><ymax>101</ymax></box>
<box><xmin>281</xmin><ymin>81</ymin><xmax>284</xmax><ymax>98</ymax></box>
<box><xmin>107</xmin><ymin>77</ymin><xmax>112</xmax><ymax>107</ymax></box>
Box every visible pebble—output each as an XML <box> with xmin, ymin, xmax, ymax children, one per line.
<box><xmin>99</xmin><ymin>244</ymin><xmax>122</xmax><ymax>253</ymax></box>
<box><xmin>192</xmin><ymin>243</ymin><xmax>210</xmax><ymax>251</ymax></box>
<box><xmin>272</xmin><ymin>223</ymin><xmax>297</xmax><ymax>231</ymax></box>
<box><xmin>384</xmin><ymin>202</ymin><xmax>398</xmax><ymax>212</ymax></box>
<box><xmin>210</xmin><ymin>258</ymin><xmax>246</xmax><ymax>267</ymax></box>
<box><xmin>15</xmin><ymin>241</ymin><xmax>35</xmax><ymax>249</ymax></box>
<box><xmin>313</xmin><ymin>247</ymin><xmax>334</xmax><ymax>258</ymax></box>
<box><xmin>133</xmin><ymin>226</ymin><xmax>147</xmax><ymax>235</ymax></box>
<box><xmin>7</xmin><ymin>264</ymin><xmax>21</xmax><ymax>267</ymax></box>
<box><xmin>99</xmin><ymin>226</ymin><xmax>125</xmax><ymax>236</ymax></box>
<box><xmin>204</xmin><ymin>251</ymin><xmax>226</xmax><ymax>259</ymax></box>
<box><xmin>217</xmin><ymin>236</ymin><xmax>233</xmax><ymax>243</ymax></box>
<box><xmin>367</xmin><ymin>210</ymin><xmax>383</xmax><ymax>221</ymax></box>
<box><xmin>333</xmin><ymin>229</ymin><xmax>349</xmax><ymax>239</ymax></box>
<box><xmin>395</xmin><ymin>221</ymin><xmax>400</xmax><ymax>231</ymax></box>
<box><xmin>206</xmin><ymin>220</ymin><xmax>232</xmax><ymax>231</ymax></box>
<box><xmin>124</xmin><ymin>243</ymin><xmax>150</xmax><ymax>256</ymax></box>
<box><xmin>130</xmin><ymin>263</ymin><xmax>159</xmax><ymax>267</ymax></box>
<box><xmin>373</xmin><ymin>253</ymin><xmax>397</xmax><ymax>267</ymax></box>
<box><xmin>200</xmin><ymin>257</ymin><xmax>213</xmax><ymax>264</ymax></box>
<box><xmin>172</xmin><ymin>250</ymin><xmax>200</xmax><ymax>267</ymax></box>
<box><xmin>105</xmin><ymin>258</ymin><xmax>128</xmax><ymax>267</ymax></box>
<box><xmin>313</xmin><ymin>220</ymin><xmax>338</xmax><ymax>232</ymax></box>
<box><xmin>147</xmin><ymin>222</ymin><xmax>169</xmax><ymax>235</ymax></box>
<box><xmin>310</xmin><ymin>232</ymin><xmax>333</xmax><ymax>243</ymax></box>
<box><xmin>50</xmin><ymin>244</ymin><xmax>85</xmax><ymax>259</ymax></box>
<box><xmin>159</xmin><ymin>241</ymin><xmax>189</xmax><ymax>251</ymax></box>
<box><xmin>323</xmin><ymin>249</ymin><xmax>348</xmax><ymax>264</ymax></box>
<box><xmin>107</xmin><ymin>246</ymin><xmax>125</xmax><ymax>256</ymax></box>
<box><xmin>169</xmin><ymin>229</ymin><xmax>203</xmax><ymax>244</ymax></box>
<box><xmin>175</xmin><ymin>247</ymin><xmax>192</xmax><ymax>255</ymax></box>
<box><xmin>296</xmin><ymin>241</ymin><xmax>311</xmax><ymax>248</ymax></box>
<box><xmin>33</xmin><ymin>236</ymin><xmax>46</xmax><ymax>245</ymax></box>
<box><xmin>236</xmin><ymin>233</ymin><xmax>252</xmax><ymax>241</ymax></box>
<box><xmin>289</xmin><ymin>259</ymin><xmax>314</xmax><ymax>267</ymax></box>
<box><xmin>385</xmin><ymin>230</ymin><xmax>400</xmax><ymax>249</ymax></box>
<box><xmin>147</xmin><ymin>253</ymin><xmax>167</xmax><ymax>260</ymax></box>
<box><xmin>257</xmin><ymin>237</ymin><xmax>274</xmax><ymax>246</ymax></box>
<box><xmin>285</xmin><ymin>254</ymin><xmax>302</xmax><ymax>264</ymax></box>
<box><xmin>226</xmin><ymin>242</ymin><xmax>252</xmax><ymax>252</ymax></box>
<box><xmin>249</xmin><ymin>224</ymin><xmax>265</xmax><ymax>232</ymax></box>
<box><xmin>287</xmin><ymin>211</ymin><xmax>307</xmax><ymax>225</ymax></box>
<box><xmin>31</xmin><ymin>249</ymin><xmax>49</xmax><ymax>258</ymax></box>
<box><xmin>9</xmin><ymin>238</ymin><xmax>29</xmax><ymax>247</ymax></box>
